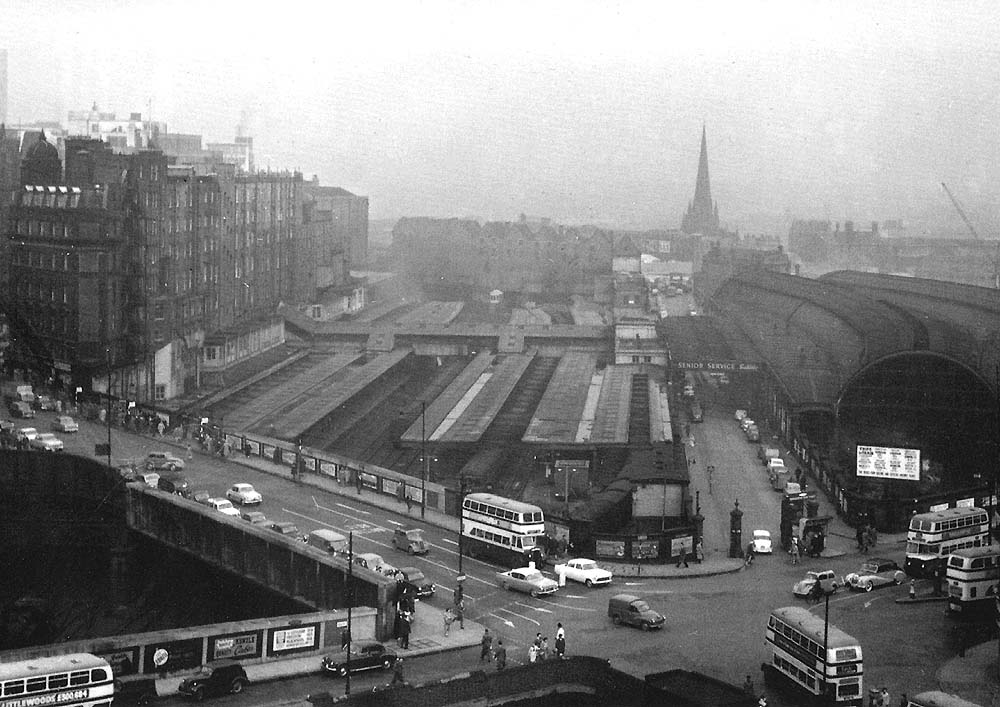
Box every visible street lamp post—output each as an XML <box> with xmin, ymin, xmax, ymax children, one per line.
<box><xmin>345</xmin><ymin>531</ymin><xmax>353</xmax><ymax>696</ymax></box>
<box><xmin>105</xmin><ymin>347</ymin><xmax>112</xmax><ymax>469</ymax></box>
<box><xmin>458</xmin><ymin>474</ymin><xmax>467</xmax><ymax>578</ymax></box>
<box><xmin>420</xmin><ymin>401</ymin><xmax>427</xmax><ymax>519</ymax></box>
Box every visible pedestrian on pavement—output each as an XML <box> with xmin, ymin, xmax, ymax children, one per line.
<box><xmin>443</xmin><ymin>608</ymin><xmax>455</xmax><ymax>636</ymax></box>
<box><xmin>909</xmin><ymin>579</ymin><xmax>917</xmax><ymax>600</ymax></box>
<box><xmin>743</xmin><ymin>675</ymin><xmax>754</xmax><ymax>695</ymax></box>
<box><xmin>528</xmin><ymin>643</ymin><xmax>538</xmax><ymax>663</ymax></box>
<box><xmin>495</xmin><ymin>640</ymin><xmax>506</xmax><ymax>670</ymax></box>
<box><xmin>676</xmin><ymin>551</ymin><xmax>689</xmax><ymax>568</ymax></box>
<box><xmin>391</xmin><ymin>658</ymin><xmax>405</xmax><ymax>686</ymax></box>
<box><xmin>554</xmin><ymin>626</ymin><xmax>566</xmax><ymax>659</ymax></box>
<box><xmin>405</xmin><ymin>494</ymin><xmax>412</xmax><ymax>514</ymax></box>
<box><xmin>745</xmin><ymin>543</ymin><xmax>755</xmax><ymax>567</ymax></box>
<box><xmin>480</xmin><ymin>628</ymin><xmax>493</xmax><ymax>663</ymax></box>
<box><xmin>533</xmin><ymin>633</ymin><xmax>542</xmax><ymax>649</ymax></box>
<box><xmin>790</xmin><ymin>537</ymin><xmax>800</xmax><ymax>565</ymax></box>
<box><xmin>186</xmin><ymin>443</ymin><xmax>193</xmax><ymax>460</ymax></box>
<box><xmin>398</xmin><ymin>612</ymin><xmax>410</xmax><ymax>649</ymax></box>
<box><xmin>879</xmin><ymin>687</ymin><xmax>891</xmax><ymax>707</ymax></box>
<box><xmin>933</xmin><ymin>568</ymin><xmax>944</xmax><ymax>597</ymax></box>
<box><xmin>539</xmin><ymin>637</ymin><xmax>549</xmax><ymax>660</ymax></box>
<box><xmin>454</xmin><ymin>598</ymin><xmax>465</xmax><ymax>629</ymax></box>
<box><xmin>355</xmin><ymin>473</ymin><xmax>363</xmax><ymax>495</ymax></box>
<box><xmin>695</xmin><ymin>540</ymin><xmax>704</xmax><ymax>563</ymax></box>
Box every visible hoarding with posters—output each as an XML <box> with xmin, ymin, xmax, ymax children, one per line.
<box><xmin>856</xmin><ymin>445</ymin><xmax>920</xmax><ymax>481</ymax></box>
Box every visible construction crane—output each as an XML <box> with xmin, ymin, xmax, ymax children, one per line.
<box><xmin>941</xmin><ymin>182</ymin><xmax>981</xmax><ymax>240</ymax></box>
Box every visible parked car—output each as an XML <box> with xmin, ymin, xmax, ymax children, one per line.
<box><xmin>306</xmin><ymin>529</ymin><xmax>348</xmax><ymax>555</ymax></box>
<box><xmin>354</xmin><ymin>552</ymin><xmax>396</xmax><ymax>576</ymax></box>
<box><xmin>553</xmin><ymin>558</ymin><xmax>613</xmax><ymax>587</ymax></box>
<box><xmin>758</xmin><ymin>444</ymin><xmax>781</xmax><ymax>464</ymax></box>
<box><xmin>845</xmin><ymin>558</ymin><xmax>906</xmax><ymax>592</ymax></box>
<box><xmin>113</xmin><ymin>676</ymin><xmax>158</xmax><ymax>706</ymax></box>
<box><xmin>157</xmin><ymin>473</ymin><xmax>193</xmax><ymax>498</ymax></box>
<box><xmin>9</xmin><ymin>401</ymin><xmax>35</xmax><ymax>419</ymax></box>
<box><xmin>682</xmin><ymin>384</ymin><xmax>695</xmax><ymax>397</ymax></box>
<box><xmin>751</xmin><ymin>530</ymin><xmax>773</xmax><ymax>554</ymax></box>
<box><xmin>53</xmin><ymin>415</ymin><xmax>79</xmax><ymax>433</ymax></box>
<box><xmin>792</xmin><ymin>570</ymin><xmax>841</xmax><ymax>597</ymax></box>
<box><xmin>240</xmin><ymin>510</ymin><xmax>268</xmax><ymax>525</ymax></box>
<box><xmin>269</xmin><ymin>521</ymin><xmax>303</xmax><ymax>538</ymax></box>
<box><xmin>206</xmin><ymin>498</ymin><xmax>240</xmax><ymax>517</ymax></box>
<box><xmin>607</xmin><ymin>593</ymin><xmax>665</xmax><ymax>630</ymax></box>
<box><xmin>744</xmin><ymin>424</ymin><xmax>760</xmax><ymax>442</ymax></box>
<box><xmin>496</xmin><ymin>567</ymin><xmax>559</xmax><ymax>597</ymax></box>
<box><xmin>34</xmin><ymin>395</ymin><xmax>56</xmax><ymax>411</ymax></box>
<box><xmin>740</xmin><ymin>417</ymin><xmax>755</xmax><ymax>432</ymax></box>
<box><xmin>29</xmin><ymin>432</ymin><xmax>64</xmax><ymax>452</ymax></box>
<box><xmin>396</xmin><ymin>566</ymin><xmax>435</xmax><ymax>598</ymax></box>
<box><xmin>321</xmin><ymin>642</ymin><xmax>396</xmax><ymax>677</ymax></box>
<box><xmin>226</xmin><ymin>483</ymin><xmax>262</xmax><ymax>505</ymax></box>
<box><xmin>193</xmin><ymin>491</ymin><xmax>212</xmax><ymax>505</ymax></box>
<box><xmin>177</xmin><ymin>664</ymin><xmax>248</xmax><ymax>700</ymax></box>
<box><xmin>15</xmin><ymin>427</ymin><xmax>38</xmax><ymax>443</ymax></box>
<box><xmin>689</xmin><ymin>401</ymin><xmax>704</xmax><ymax>423</ymax></box>
<box><xmin>145</xmin><ymin>451</ymin><xmax>185</xmax><ymax>471</ymax></box>
<box><xmin>392</xmin><ymin>527</ymin><xmax>429</xmax><ymax>555</ymax></box>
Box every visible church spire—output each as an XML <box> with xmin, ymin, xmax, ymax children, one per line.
<box><xmin>681</xmin><ymin>124</ymin><xmax>721</xmax><ymax>235</ymax></box>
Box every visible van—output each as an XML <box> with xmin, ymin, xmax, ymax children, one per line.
<box><xmin>607</xmin><ymin>593</ymin><xmax>665</xmax><ymax>630</ymax></box>
<box><xmin>307</xmin><ymin>529</ymin><xmax>348</xmax><ymax>556</ymax></box>
<box><xmin>758</xmin><ymin>445</ymin><xmax>781</xmax><ymax>464</ymax></box>
<box><xmin>392</xmin><ymin>528</ymin><xmax>429</xmax><ymax>555</ymax></box>
<box><xmin>769</xmin><ymin>468</ymin><xmax>789</xmax><ymax>491</ymax></box>
<box><xmin>766</xmin><ymin>457</ymin><xmax>786</xmax><ymax>473</ymax></box>
<box><xmin>157</xmin><ymin>472</ymin><xmax>193</xmax><ymax>498</ymax></box>
<box><xmin>783</xmin><ymin>481</ymin><xmax>802</xmax><ymax>495</ymax></box>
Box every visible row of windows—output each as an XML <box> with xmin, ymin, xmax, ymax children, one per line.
<box><xmin>12</xmin><ymin>282</ymin><xmax>71</xmax><ymax>305</ymax></box>
<box><xmin>468</xmin><ymin>527</ymin><xmax>511</xmax><ymax>546</ymax></box>
<box><xmin>463</xmin><ymin>500</ymin><xmax>544</xmax><ymax>524</ymax></box>
<box><xmin>910</xmin><ymin>512</ymin><xmax>988</xmax><ymax>533</ymax></box>
<box><xmin>12</xmin><ymin>250</ymin><xmax>74</xmax><ymax>270</ymax></box>
<box><xmin>908</xmin><ymin>535</ymin><xmax>987</xmax><ymax>557</ymax></box>
<box><xmin>1</xmin><ymin>668</ymin><xmax>104</xmax><ymax>696</ymax></box>
<box><xmin>772</xmin><ymin>654</ymin><xmax>817</xmax><ymax>692</ymax></box>
<box><xmin>769</xmin><ymin>617</ymin><xmax>824</xmax><ymax>659</ymax></box>
<box><xmin>949</xmin><ymin>554</ymin><xmax>1000</xmax><ymax>571</ymax></box>
<box><xmin>18</xmin><ymin>190</ymin><xmax>82</xmax><ymax>209</ymax></box>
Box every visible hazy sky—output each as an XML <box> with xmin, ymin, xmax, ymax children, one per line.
<box><xmin>1</xmin><ymin>0</ymin><xmax>998</xmax><ymax>233</ymax></box>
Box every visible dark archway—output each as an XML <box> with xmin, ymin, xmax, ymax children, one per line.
<box><xmin>836</xmin><ymin>351</ymin><xmax>999</xmax><ymax>497</ymax></box>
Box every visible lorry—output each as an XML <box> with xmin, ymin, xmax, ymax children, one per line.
<box><xmin>1</xmin><ymin>381</ymin><xmax>35</xmax><ymax>405</ymax></box>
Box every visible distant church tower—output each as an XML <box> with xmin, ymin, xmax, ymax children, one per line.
<box><xmin>680</xmin><ymin>125</ymin><xmax>720</xmax><ymax>235</ymax></box>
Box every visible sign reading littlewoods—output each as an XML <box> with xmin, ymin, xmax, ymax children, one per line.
<box><xmin>856</xmin><ymin>445</ymin><xmax>921</xmax><ymax>481</ymax></box>
<box><xmin>674</xmin><ymin>361</ymin><xmax>759</xmax><ymax>371</ymax></box>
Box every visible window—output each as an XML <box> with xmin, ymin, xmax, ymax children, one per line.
<box><xmin>155</xmin><ymin>384</ymin><xmax>166</xmax><ymax>401</ymax></box>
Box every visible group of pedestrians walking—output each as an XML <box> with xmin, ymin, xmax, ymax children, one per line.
<box><xmin>478</xmin><ymin>622</ymin><xmax>567</xmax><ymax>671</ymax></box>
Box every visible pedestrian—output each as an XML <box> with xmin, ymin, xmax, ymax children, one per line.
<box><xmin>909</xmin><ymin>578</ymin><xmax>916</xmax><ymax>600</ymax></box>
<box><xmin>676</xmin><ymin>550</ymin><xmax>689</xmax><ymax>569</ymax></box>
<box><xmin>528</xmin><ymin>643</ymin><xmax>538</xmax><ymax>663</ymax></box>
<box><xmin>539</xmin><ymin>636</ymin><xmax>549</xmax><ymax>660</ymax></box>
<box><xmin>391</xmin><ymin>658</ymin><xmax>405</xmax><ymax>686</ymax></box>
<box><xmin>745</xmin><ymin>543</ymin><xmax>755</xmax><ymax>567</ymax></box>
<box><xmin>398</xmin><ymin>611</ymin><xmax>411</xmax><ymax>649</ymax></box>
<box><xmin>879</xmin><ymin>687</ymin><xmax>891</xmax><ymax>706</ymax></box>
<box><xmin>790</xmin><ymin>538</ymin><xmax>800</xmax><ymax>565</ymax></box>
<box><xmin>443</xmin><ymin>608</ymin><xmax>454</xmax><ymax>636</ymax></box>
<box><xmin>533</xmin><ymin>633</ymin><xmax>542</xmax><ymax>649</ymax></box>
<box><xmin>405</xmin><ymin>494</ymin><xmax>413</xmax><ymax>514</ymax></box>
<box><xmin>695</xmin><ymin>540</ymin><xmax>704</xmax><ymax>563</ymax></box>
<box><xmin>186</xmin><ymin>443</ymin><xmax>192</xmax><ymax>460</ymax></box>
<box><xmin>555</xmin><ymin>623</ymin><xmax>566</xmax><ymax>659</ymax></box>
<box><xmin>355</xmin><ymin>473</ymin><xmax>363</xmax><ymax>495</ymax></box>
<box><xmin>933</xmin><ymin>568</ymin><xmax>943</xmax><ymax>597</ymax></box>
<box><xmin>480</xmin><ymin>628</ymin><xmax>493</xmax><ymax>663</ymax></box>
<box><xmin>495</xmin><ymin>640</ymin><xmax>506</xmax><ymax>671</ymax></box>
<box><xmin>157</xmin><ymin>420</ymin><xmax>165</xmax><ymax>436</ymax></box>
<box><xmin>455</xmin><ymin>598</ymin><xmax>465</xmax><ymax>629</ymax></box>
<box><xmin>743</xmin><ymin>675</ymin><xmax>754</xmax><ymax>695</ymax></box>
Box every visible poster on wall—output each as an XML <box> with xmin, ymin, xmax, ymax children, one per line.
<box><xmin>856</xmin><ymin>445</ymin><xmax>920</xmax><ymax>481</ymax></box>
<box><xmin>209</xmin><ymin>631</ymin><xmax>262</xmax><ymax>661</ymax></box>
<box><xmin>95</xmin><ymin>647</ymin><xmax>140</xmax><ymax>676</ymax></box>
<box><xmin>141</xmin><ymin>638</ymin><xmax>203</xmax><ymax>673</ymax></box>
<box><xmin>269</xmin><ymin>623</ymin><xmax>320</xmax><ymax>655</ymax></box>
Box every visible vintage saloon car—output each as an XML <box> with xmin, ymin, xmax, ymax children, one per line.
<box><xmin>553</xmin><ymin>558</ymin><xmax>613</xmax><ymax>587</ymax></box>
<box><xmin>496</xmin><ymin>567</ymin><xmax>559</xmax><ymax>597</ymax></box>
<box><xmin>321</xmin><ymin>642</ymin><xmax>396</xmax><ymax>677</ymax></box>
<box><xmin>845</xmin><ymin>558</ymin><xmax>906</xmax><ymax>592</ymax></box>
<box><xmin>792</xmin><ymin>569</ymin><xmax>841</xmax><ymax>597</ymax></box>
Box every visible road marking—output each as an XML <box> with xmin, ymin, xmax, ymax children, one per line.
<box><xmin>535</xmin><ymin>600</ymin><xmax>597</xmax><ymax>612</ymax></box>
<box><xmin>495</xmin><ymin>607</ymin><xmax>539</xmax><ymax>625</ymax></box>
<box><xmin>514</xmin><ymin>602</ymin><xmax>553</xmax><ymax>613</ymax></box>
<box><xmin>624</xmin><ymin>582</ymin><xmax>645</xmax><ymax>586</ymax></box>
<box><xmin>488</xmin><ymin>614</ymin><xmax>516</xmax><ymax>628</ymax></box>
<box><xmin>441</xmin><ymin>538</ymin><xmax>458</xmax><ymax>546</ymax></box>
<box><xmin>386</xmin><ymin>519</ymin><xmax>404</xmax><ymax>526</ymax></box>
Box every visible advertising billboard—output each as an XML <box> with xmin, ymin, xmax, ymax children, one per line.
<box><xmin>856</xmin><ymin>445</ymin><xmax>920</xmax><ymax>481</ymax></box>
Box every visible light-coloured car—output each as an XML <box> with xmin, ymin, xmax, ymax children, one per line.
<box><xmin>554</xmin><ymin>558</ymin><xmax>613</xmax><ymax>587</ymax></box>
<box><xmin>29</xmin><ymin>432</ymin><xmax>64</xmax><ymax>452</ymax></box>
<box><xmin>496</xmin><ymin>567</ymin><xmax>559</xmax><ymax>597</ymax></box>
<box><xmin>734</xmin><ymin>409</ymin><xmax>747</xmax><ymax>421</ymax></box>
<box><xmin>751</xmin><ymin>530</ymin><xmax>773</xmax><ymax>554</ymax></box>
<box><xmin>207</xmin><ymin>498</ymin><xmax>240</xmax><ymax>517</ymax></box>
<box><xmin>145</xmin><ymin>451</ymin><xmax>185</xmax><ymax>471</ymax></box>
<box><xmin>793</xmin><ymin>570</ymin><xmax>841</xmax><ymax>597</ymax></box>
<box><xmin>226</xmin><ymin>483</ymin><xmax>262</xmax><ymax>505</ymax></box>
<box><xmin>845</xmin><ymin>558</ymin><xmax>906</xmax><ymax>592</ymax></box>
<box><xmin>353</xmin><ymin>552</ymin><xmax>397</xmax><ymax>576</ymax></box>
<box><xmin>15</xmin><ymin>427</ymin><xmax>38</xmax><ymax>443</ymax></box>
<box><xmin>53</xmin><ymin>415</ymin><xmax>79</xmax><ymax>433</ymax></box>
<box><xmin>682</xmin><ymin>384</ymin><xmax>695</xmax><ymax>397</ymax></box>
<box><xmin>135</xmin><ymin>471</ymin><xmax>160</xmax><ymax>488</ymax></box>
<box><xmin>740</xmin><ymin>417</ymin><xmax>756</xmax><ymax>432</ymax></box>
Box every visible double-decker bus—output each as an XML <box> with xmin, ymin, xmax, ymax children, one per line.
<box><xmin>461</xmin><ymin>492</ymin><xmax>546</xmax><ymax>567</ymax></box>
<box><xmin>763</xmin><ymin>606</ymin><xmax>864</xmax><ymax>706</ymax></box>
<box><xmin>906</xmin><ymin>691</ymin><xmax>984</xmax><ymax>707</ymax></box>
<box><xmin>906</xmin><ymin>507</ymin><xmax>990</xmax><ymax>577</ymax></box>
<box><xmin>0</xmin><ymin>653</ymin><xmax>114</xmax><ymax>707</ymax></box>
<box><xmin>946</xmin><ymin>544</ymin><xmax>999</xmax><ymax>616</ymax></box>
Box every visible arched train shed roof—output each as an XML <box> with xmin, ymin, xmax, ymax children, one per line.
<box><xmin>708</xmin><ymin>271</ymin><xmax>1000</xmax><ymax>410</ymax></box>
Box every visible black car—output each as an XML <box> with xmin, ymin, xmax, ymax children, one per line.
<box><xmin>396</xmin><ymin>567</ymin><xmax>435</xmax><ymax>599</ymax></box>
<box><xmin>269</xmin><ymin>521</ymin><xmax>302</xmax><ymax>539</ymax></box>
<box><xmin>113</xmin><ymin>678</ymin><xmax>157</xmax><ymax>706</ymax></box>
<box><xmin>321</xmin><ymin>642</ymin><xmax>396</xmax><ymax>677</ymax></box>
<box><xmin>177</xmin><ymin>664</ymin><xmax>248</xmax><ymax>701</ymax></box>
<box><xmin>9</xmin><ymin>401</ymin><xmax>34</xmax><ymax>419</ymax></box>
